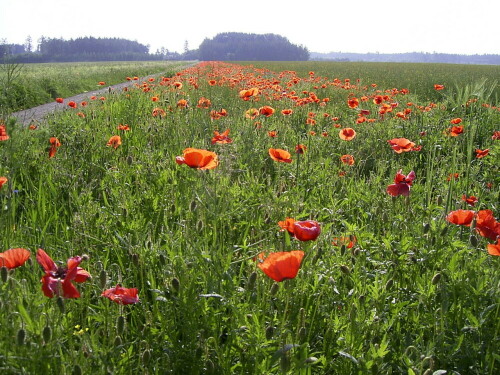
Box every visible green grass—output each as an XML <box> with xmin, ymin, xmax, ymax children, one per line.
<box><xmin>0</xmin><ymin>61</ymin><xmax>499</xmax><ymax>374</ymax></box>
<box><xmin>0</xmin><ymin>60</ymin><xmax>191</xmax><ymax>114</ymax></box>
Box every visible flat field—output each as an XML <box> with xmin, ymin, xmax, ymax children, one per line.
<box><xmin>0</xmin><ymin>60</ymin><xmax>499</xmax><ymax>374</ymax></box>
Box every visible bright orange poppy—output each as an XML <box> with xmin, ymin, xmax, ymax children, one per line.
<box><xmin>347</xmin><ymin>97</ymin><xmax>359</xmax><ymax>108</ymax></box>
<box><xmin>106</xmin><ymin>135</ymin><xmax>122</xmax><ymax>149</ymax></box>
<box><xmin>173</xmin><ymin>81</ymin><xmax>183</xmax><ymax>89</ymax></box>
<box><xmin>239</xmin><ymin>87</ymin><xmax>259</xmax><ymax>100</ymax></box>
<box><xmin>267</xmin><ymin>131</ymin><xmax>278</xmax><ymax>138</ymax></box>
<box><xmin>446</xmin><ymin>209</ymin><xmax>475</xmax><ymax>226</ymax></box>
<box><xmin>450</xmin><ymin>118</ymin><xmax>462</xmax><ymax>125</ymax></box>
<box><xmin>257</xmin><ymin>251</ymin><xmax>305</xmax><ymax>282</ymax></box>
<box><xmin>55</xmin><ymin>97</ymin><xmax>64</xmax><ymax>103</ymax></box>
<box><xmin>0</xmin><ymin>125</ymin><xmax>9</xmax><ymax>141</ymax></box>
<box><xmin>269</xmin><ymin>148</ymin><xmax>292</xmax><ymax>163</ymax></box>
<box><xmin>448</xmin><ymin>125</ymin><xmax>464</xmax><ymax>136</ymax></box>
<box><xmin>245</xmin><ymin>108</ymin><xmax>259</xmax><ymax>119</ymax></box>
<box><xmin>281</xmin><ymin>109</ymin><xmax>293</xmax><ymax>116</ymax></box>
<box><xmin>0</xmin><ymin>248</ymin><xmax>30</xmax><ymax>269</ymax></box>
<box><xmin>197</xmin><ymin>97</ymin><xmax>212</xmax><ymax>108</ymax></box>
<box><xmin>339</xmin><ymin>128</ymin><xmax>356</xmax><ymax>141</ymax></box>
<box><xmin>387</xmin><ymin>138</ymin><xmax>416</xmax><ymax>153</ymax></box>
<box><xmin>278</xmin><ymin>218</ymin><xmax>296</xmax><ymax>235</ymax></box>
<box><xmin>48</xmin><ymin>137</ymin><xmax>61</xmax><ymax>158</ymax></box>
<box><xmin>208</xmin><ymin>80</ymin><xmax>217</xmax><ymax>86</ymax></box>
<box><xmin>211</xmin><ymin>129</ymin><xmax>232</xmax><ymax>144</ymax></box>
<box><xmin>475</xmin><ymin>149</ymin><xmax>489</xmax><ymax>158</ymax></box>
<box><xmin>117</xmin><ymin>124</ymin><xmax>130</xmax><ymax>131</ymax></box>
<box><xmin>487</xmin><ymin>240</ymin><xmax>500</xmax><ymax>256</ymax></box>
<box><xmin>68</xmin><ymin>101</ymin><xmax>77</xmax><ymax>108</ymax></box>
<box><xmin>0</xmin><ymin>176</ymin><xmax>7</xmax><ymax>189</ymax></box>
<box><xmin>340</xmin><ymin>154</ymin><xmax>355</xmax><ymax>165</ymax></box>
<box><xmin>175</xmin><ymin>148</ymin><xmax>218</xmax><ymax>170</ymax></box>
<box><xmin>434</xmin><ymin>84</ymin><xmax>445</xmax><ymax>90</ymax></box>
<box><xmin>177</xmin><ymin>99</ymin><xmax>188</xmax><ymax>108</ymax></box>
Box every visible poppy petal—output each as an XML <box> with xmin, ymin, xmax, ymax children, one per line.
<box><xmin>36</xmin><ymin>249</ymin><xmax>57</xmax><ymax>272</ymax></box>
<box><xmin>0</xmin><ymin>248</ymin><xmax>30</xmax><ymax>269</ymax></box>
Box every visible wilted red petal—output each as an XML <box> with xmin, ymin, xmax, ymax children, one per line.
<box><xmin>102</xmin><ymin>285</ymin><xmax>140</xmax><ymax>305</ymax></box>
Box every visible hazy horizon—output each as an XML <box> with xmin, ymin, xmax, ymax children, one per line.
<box><xmin>1</xmin><ymin>0</ymin><xmax>499</xmax><ymax>56</ymax></box>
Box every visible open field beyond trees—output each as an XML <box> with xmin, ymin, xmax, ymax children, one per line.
<box><xmin>0</xmin><ymin>60</ymin><xmax>499</xmax><ymax>374</ymax></box>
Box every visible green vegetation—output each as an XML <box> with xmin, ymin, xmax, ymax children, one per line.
<box><xmin>0</xmin><ymin>60</ymin><xmax>190</xmax><ymax>114</ymax></box>
<box><xmin>0</xmin><ymin>61</ymin><xmax>499</xmax><ymax>374</ymax></box>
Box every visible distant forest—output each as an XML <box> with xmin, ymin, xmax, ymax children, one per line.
<box><xmin>197</xmin><ymin>33</ymin><xmax>309</xmax><ymax>61</ymax></box>
<box><xmin>311</xmin><ymin>51</ymin><xmax>500</xmax><ymax>65</ymax></box>
<box><xmin>1</xmin><ymin>35</ymin><xmax>498</xmax><ymax>64</ymax></box>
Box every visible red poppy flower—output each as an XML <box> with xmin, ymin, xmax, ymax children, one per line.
<box><xmin>117</xmin><ymin>124</ymin><xmax>130</xmax><ymax>131</ymax></box>
<box><xmin>177</xmin><ymin>99</ymin><xmax>188</xmax><ymax>108</ymax></box>
<box><xmin>0</xmin><ymin>248</ymin><xmax>30</xmax><ymax>269</ymax></box>
<box><xmin>173</xmin><ymin>81</ymin><xmax>183</xmax><ymax>89</ymax></box>
<box><xmin>492</xmin><ymin>131</ymin><xmax>500</xmax><ymax>140</ymax></box>
<box><xmin>107</xmin><ymin>135</ymin><xmax>122</xmax><ymax>149</ymax></box>
<box><xmin>0</xmin><ymin>125</ymin><xmax>10</xmax><ymax>141</ymax></box>
<box><xmin>475</xmin><ymin>149</ymin><xmax>489</xmax><ymax>158</ymax></box>
<box><xmin>269</xmin><ymin>148</ymin><xmax>292</xmax><ymax>163</ymax></box>
<box><xmin>68</xmin><ymin>101</ymin><xmax>77</xmax><ymax>108</ymax></box>
<box><xmin>36</xmin><ymin>249</ymin><xmax>90</xmax><ymax>298</ymax></box>
<box><xmin>257</xmin><ymin>251</ymin><xmax>305</xmax><ymax>282</ymax></box>
<box><xmin>295</xmin><ymin>144</ymin><xmax>307</xmax><ymax>154</ymax></box>
<box><xmin>446</xmin><ymin>209</ymin><xmax>475</xmax><ymax>226</ymax></box>
<box><xmin>450</xmin><ymin>118</ymin><xmax>462</xmax><ymax>124</ymax></box>
<box><xmin>102</xmin><ymin>284</ymin><xmax>140</xmax><ymax>305</ymax></box>
<box><xmin>259</xmin><ymin>106</ymin><xmax>275</xmax><ymax>117</ymax></box>
<box><xmin>340</xmin><ymin>154</ymin><xmax>355</xmax><ymax>166</ymax></box>
<box><xmin>278</xmin><ymin>218</ymin><xmax>296</xmax><ymax>235</ymax></box>
<box><xmin>175</xmin><ymin>148</ymin><xmax>218</xmax><ymax>170</ymax></box>
<box><xmin>487</xmin><ymin>240</ymin><xmax>500</xmax><ymax>256</ymax></box>
<box><xmin>347</xmin><ymin>97</ymin><xmax>359</xmax><ymax>108</ymax></box>
<box><xmin>267</xmin><ymin>131</ymin><xmax>278</xmax><ymax>138</ymax></box>
<box><xmin>386</xmin><ymin>170</ymin><xmax>416</xmax><ymax>197</ymax></box>
<box><xmin>461</xmin><ymin>195</ymin><xmax>478</xmax><ymax>206</ymax></box>
<box><xmin>55</xmin><ymin>97</ymin><xmax>64</xmax><ymax>103</ymax></box>
<box><xmin>293</xmin><ymin>220</ymin><xmax>321</xmax><ymax>241</ymax></box>
<box><xmin>239</xmin><ymin>87</ymin><xmax>259</xmax><ymax>100</ymax></box>
<box><xmin>387</xmin><ymin>138</ymin><xmax>416</xmax><ymax>153</ymax></box>
<box><xmin>211</xmin><ymin>129</ymin><xmax>232</xmax><ymax>144</ymax></box>
<box><xmin>245</xmin><ymin>108</ymin><xmax>259</xmax><ymax>119</ymax></box>
<box><xmin>448</xmin><ymin>125</ymin><xmax>464</xmax><ymax>136</ymax></box>
<box><xmin>475</xmin><ymin>210</ymin><xmax>500</xmax><ymax>241</ymax></box>
<box><xmin>0</xmin><ymin>176</ymin><xmax>7</xmax><ymax>189</ymax></box>
<box><xmin>434</xmin><ymin>84</ymin><xmax>445</xmax><ymax>90</ymax></box>
<box><xmin>339</xmin><ymin>128</ymin><xmax>356</xmax><ymax>141</ymax></box>
<box><xmin>48</xmin><ymin>137</ymin><xmax>61</xmax><ymax>158</ymax></box>
<box><xmin>281</xmin><ymin>109</ymin><xmax>293</xmax><ymax>116</ymax></box>
<box><xmin>197</xmin><ymin>97</ymin><xmax>212</xmax><ymax>108</ymax></box>
<box><xmin>152</xmin><ymin>107</ymin><xmax>167</xmax><ymax>118</ymax></box>
<box><xmin>332</xmin><ymin>236</ymin><xmax>357</xmax><ymax>249</ymax></box>
<box><xmin>98</xmin><ymin>81</ymin><xmax>106</xmax><ymax>86</ymax></box>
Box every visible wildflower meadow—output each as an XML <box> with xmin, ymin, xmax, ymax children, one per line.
<box><xmin>0</xmin><ymin>61</ymin><xmax>499</xmax><ymax>374</ymax></box>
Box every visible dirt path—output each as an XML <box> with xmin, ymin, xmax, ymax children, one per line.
<box><xmin>10</xmin><ymin>63</ymin><xmax>196</xmax><ymax>126</ymax></box>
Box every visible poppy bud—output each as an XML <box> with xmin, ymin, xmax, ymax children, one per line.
<box><xmin>171</xmin><ymin>277</ymin><xmax>180</xmax><ymax>293</ymax></box>
<box><xmin>469</xmin><ymin>235</ymin><xmax>478</xmax><ymax>247</ymax></box>
<box><xmin>340</xmin><ymin>265</ymin><xmax>350</xmax><ymax>275</ymax></box>
<box><xmin>423</xmin><ymin>223</ymin><xmax>430</xmax><ymax>234</ymax></box>
<box><xmin>43</xmin><ymin>325</ymin><xmax>52</xmax><ymax>344</ymax></box>
<box><xmin>99</xmin><ymin>269</ymin><xmax>107</xmax><ymax>289</ymax></box>
<box><xmin>247</xmin><ymin>271</ymin><xmax>257</xmax><ymax>291</ymax></box>
<box><xmin>358</xmin><ymin>295</ymin><xmax>365</xmax><ymax>303</ymax></box>
<box><xmin>265</xmin><ymin>325</ymin><xmax>274</xmax><ymax>340</ymax></box>
<box><xmin>159</xmin><ymin>253</ymin><xmax>166</xmax><ymax>265</ymax></box>
<box><xmin>280</xmin><ymin>354</ymin><xmax>291</xmax><ymax>373</ymax></box>
<box><xmin>142</xmin><ymin>349</ymin><xmax>151</xmax><ymax>365</ymax></box>
<box><xmin>431</xmin><ymin>273</ymin><xmax>441</xmax><ymax>285</ymax></box>
<box><xmin>116</xmin><ymin>316</ymin><xmax>125</xmax><ymax>335</ymax></box>
<box><xmin>72</xmin><ymin>365</ymin><xmax>82</xmax><ymax>375</ymax></box>
<box><xmin>17</xmin><ymin>328</ymin><xmax>26</xmax><ymax>345</ymax></box>
<box><xmin>349</xmin><ymin>305</ymin><xmax>357</xmax><ymax>320</ymax></box>
<box><xmin>340</xmin><ymin>244</ymin><xmax>346</xmax><ymax>255</ymax></box>
<box><xmin>196</xmin><ymin>220</ymin><xmax>204</xmax><ymax>231</ymax></box>
<box><xmin>131</xmin><ymin>253</ymin><xmax>139</xmax><ymax>266</ymax></box>
<box><xmin>385</xmin><ymin>279</ymin><xmax>394</xmax><ymax>290</ymax></box>
<box><xmin>57</xmin><ymin>296</ymin><xmax>65</xmax><ymax>314</ymax></box>
<box><xmin>423</xmin><ymin>370</ymin><xmax>432</xmax><ymax>375</ymax></box>
<box><xmin>189</xmin><ymin>200</ymin><xmax>197</xmax><ymax>211</ymax></box>
<box><xmin>305</xmin><ymin>356</ymin><xmax>319</xmax><ymax>364</ymax></box>
<box><xmin>436</xmin><ymin>195</ymin><xmax>443</xmax><ymax>205</ymax></box>
<box><xmin>270</xmin><ymin>282</ymin><xmax>280</xmax><ymax>296</ymax></box>
<box><xmin>298</xmin><ymin>326</ymin><xmax>307</xmax><ymax>342</ymax></box>
<box><xmin>1</xmin><ymin>266</ymin><xmax>8</xmax><ymax>283</ymax></box>
<box><xmin>114</xmin><ymin>335</ymin><xmax>122</xmax><ymax>347</ymax></box>
<box><xmin>126</xmin><ymin>155</ymin><xmax>133</xmax><ymax>165</ymax></box>
<box><xmin>440</xmin><ymin>226</ymin><xmax>448</xmax><ymax>236</ymax></box>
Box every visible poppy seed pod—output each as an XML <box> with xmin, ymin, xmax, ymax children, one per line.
<box><xmin>293</xmin><ymin>220</ymin><xmax>321</xmax><ymax>241</ymax></box>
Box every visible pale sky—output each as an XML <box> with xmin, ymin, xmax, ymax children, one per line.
<box><xmin>0</xmin><ymin>0</ymin><xmax>499</xmax><ymax>55</ymax></box>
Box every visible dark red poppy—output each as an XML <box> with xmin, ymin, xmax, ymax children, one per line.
<box><xmin>386</xmin><ymin>170</ymin><xmax>415</xmax><ymax>197</ymax></box>
<box><xmin>102</xmin><ymin>285</ymin><xmax>139</xmax><ymax>305</ymax></box>
<box><xmin>462</xmin><ymin>195</ymin><xmax>478</xmax><ymax>207</ymax></box>
<box><xmin>36</xmin><ymin>249</ymin><xmax>91</xmax><ymax>298</ymax></box>
<box><xmin>257</xmin><ymin>251</ymin><xmax>305</xmax><ymax>282</ymax></box>
<box><xmin>293</xmin><ymin>220</ymin><xmax>321</xmax><ymax>241</ymax></box>
<box><xmin>0</xmin><ymin>248</ymin><xmax>30</xmax><ymax>269</ymax></box>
